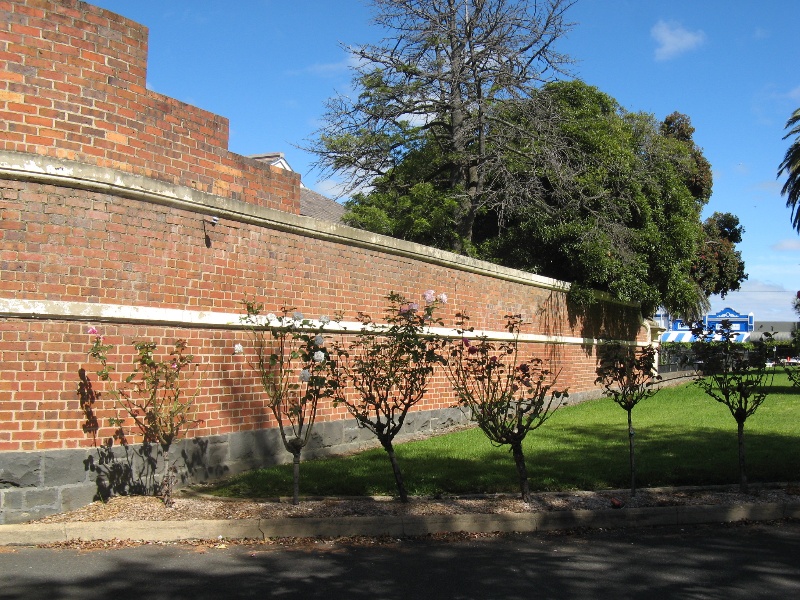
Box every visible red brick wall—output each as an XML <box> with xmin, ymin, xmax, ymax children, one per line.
<box><xmin>0</xmin><ymin>0</ymin><xmax>649</xmax><ymax>453</ymax></box>
<box><xmin>0</xmin><ymin>174</ymin><xmax>646</xmax><ymax>452</ymax></box>
<box><xmin>0</xmin><ymin>0</ymin><xmax>299</xmax><ymax>211</ymax></box>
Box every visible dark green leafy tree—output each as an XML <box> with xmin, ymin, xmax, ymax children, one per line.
<box><xmin>338</xmin><ymin>78</ymin><xmax>745</xmax><ymax>319</ymax></box>
<box><xmin>691</xmin><ymin>212</ymin><xmax>747</xmax><ymax>299</ymax></box>
<box><xmin>661</xmin><ymin>111</ymin><xmax>713</xmax><ymax>203</ymax></box>
<box><xmin>87</xmin><ymin>337</ymin><xmax>201</xmax><ymax>506</ymax></box>
<box><xmin>328</xmin><ymin>291</ymin><xmax>446</xmax><ymax>502</ymax></box>
<box><xmin>308</xmin><ymin>0</ymin><xmax>577</xmax><ymax>253</ymax></box>
<box><xmin>240</xmin><ymin>303</ymin><xmax>337</xmax><ymax>505</ymax></box>
<box><xmin>778</xmin><ymin>107</ymin><xmax>800</xmax><ymax>231</ymax></box>
<box><xmin>486</xmin><ymin>83</ymin><xmax>714</xmax><ymax>317</ymax></box>
<box><xmin>690</xmin><ymin>320</ymin><xmax>773</xmax><ymax>493</ymax></box>
<box><xmin>595</xmin><ymin>343</ymin><xmax>661</xmax><ymax>496</ymax></box>
<box><xmin>443</xmin><ymin>313</ymin><xmax>568</xmax><ymax>502</ymax></box>
<box><xmin>342</xmin><ymin>137</ymin><xmax>463</xmax><ymax>249</ymax></box>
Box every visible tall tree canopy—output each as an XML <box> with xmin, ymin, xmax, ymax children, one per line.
<box><xmin>692</xmin><ymin>212</ymin><xmax>747</xmax><ymax>299</ymax></box>
<box><xmin>778</xmin><ymin>107</ymin><xmax>800</xmax><ymax>231</ymax></box>
<box><xmin>311</xmin><ymin>2</ymin><xmax>747</xmax><ymax>318</ymax></box>
<box><xmin>339</xmin><ymin>81</ymin><xmax>747</xmax><ymax>317</ymax></box>
<box><xmin>309</xmin><ymin>0</ymin><xmax>577</xmax><ymax>253</ymax></box>
<box><xmin>482</xmin><ymin>82</ymin><xmax>719</xmax><ymax>317</ymax></box>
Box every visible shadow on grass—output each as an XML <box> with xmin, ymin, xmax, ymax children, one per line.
<box><xmin>207</xmin><ymin>385</ymin><xmax>800</xmax><ymax>499</ymax></box>
<box><xmin>208</xmin><ymin>421</ymin><xmax>800</xmax><ymax>499</ymax></box>
<box><xmin>763</xmin><ymin>384</ymin><xmax>800</xmax><ymax>396</ymax></box>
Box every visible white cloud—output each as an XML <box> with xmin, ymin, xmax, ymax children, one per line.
<box><xmin>399</xmin><ymin>112</ymin><xmax>433</xmax><ymax>128</ymax></box>
<box><xmin>750</xmin><ymin>84</ymin><xmax>800</xmax><ymax>127</ymax></box>
<box><xmin>293</xmin><ymin>53</ymin><xmax>366</xmax><ymax>78</ymax></box>
<box><xmin>753</xmin><ymin>27</ymin><xmax>769</xmax><ymax>40</ymax></box>
<box><xmin>313</xmin><ymin>178</ymin><xmax>350</xmax><ymax>199</ymax></box>
<box><xmin>651</xmin><ymin>20</ymin><xmax>706</xmax><ymax>61</ymax></box>
<box><xmin>300</xmin><ymin>59</ymin><xmax>351</xmax><ymax>77</ymax></box>
<box><xmin>771</xmin><ymin>239</ymin><xmax>800</xmax><ymax>252</ymax></box>
<box><xmin>754</xmin><ymin>180</ymin><xmax>782</xmax><ymax>194</ymax></box>
<box><xmin>709</xmin><ymin>279</ymin><xmax>797</xmax><ymax>322</ymax></box>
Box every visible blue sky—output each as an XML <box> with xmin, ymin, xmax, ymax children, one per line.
<box><xmin>88</xmin><ymin>0</ymin><xmax>800</xmax><ymax>321</ymax></box>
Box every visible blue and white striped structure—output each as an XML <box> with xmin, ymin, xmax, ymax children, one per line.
<box><xmin>657</xmin><ymin>307</ymin><xmax>754</xmax><ymax>344</ymax></box>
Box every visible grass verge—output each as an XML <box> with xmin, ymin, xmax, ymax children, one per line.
<box><xmin>205</xmin><ymin>373</ymin><xmax>800</xmax><ymax>499</ymax></box>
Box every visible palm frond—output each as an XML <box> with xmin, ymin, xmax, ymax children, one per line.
<box><xmin>778</xmin><ymin>108</ymin><xmax>800</xmax><ymax>232</ymax></box>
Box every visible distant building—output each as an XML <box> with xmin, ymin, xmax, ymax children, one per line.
<box><xmin>657</xmin><ymin>307</ymin><xmax>754</xmax><ymax>343</ymax></box>
<box><xmin>299</xmin><ymin>188</ymin><xmax>346</xmax><ymax>223</ymax></box>
<box><xmin>751</xmin><ymin>321</ymin><xmax>799</xmax><ymax>343</ymax></box>
<box><xmin>249</xmin><ymin>152</ymin><xmax>298</xmax><ymax>176</ymax></box>
<box><xmin>250</xmin><ymin>153</ymin><xmax>346</xmax><ymax>224</ymax></box>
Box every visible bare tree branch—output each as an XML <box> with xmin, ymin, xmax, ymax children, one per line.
<box><xmin>304</xmin><ymin>0</ymin><xmax>577</xmax><ymax>249</ymax></box>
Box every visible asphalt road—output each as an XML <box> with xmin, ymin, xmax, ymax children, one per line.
<box><xmin>2</xmin><ymin>521</ymin><xmax>799</xmax><ymax>600</ymax></box>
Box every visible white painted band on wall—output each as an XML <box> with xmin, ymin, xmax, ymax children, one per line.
<box><xmin>0</xmin><ymin>297</ymin><xmax>647</xmax><ymax>346</ymax></box>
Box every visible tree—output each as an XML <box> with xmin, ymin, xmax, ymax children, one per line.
<box><xmin>595</xmin><ymin>343</ymin><xmax>661</xmax><ymax>497</ymax></box>
<box><xmin>342</xmin><ymin>135</ymin><xmax>463</xmax><ymax>249</ymax></box>
<box><xmin>444</xmin><ymin>313</ymin><xmax>567</xmax><ymax>502</ymax></box>
<box><xmin>329</xmin><ymin>291</ymin><xmax>446</xmax><ymax>502</ymax></box>
<box><xmin>661</xmin><ymin>111</ymin><xmax>713</xmax><ymax>203</ymax></box>
<box><xmin>240</xmin><ymin>303</ymin><xmax>336</xmax><ymax>505</ymax></box>
<box><xmin>691</xmin><ymin>320</ymin><xmax>773</xmax><ymax>493</ymax></box>
<box><xmin>87</xmin><ymin>337</ymin><xmax>202</xmax><ymax>506</ymax></box>
<box><xmin>692</xmin><ymin>212</ymin><xmax>747</xmax><ymax>299</ymax></box>
<box><xmin>309</xmin><ymin>0</ymin><xmax>577</xmax><ymax>253</ymax></box>
<box><xmin>330</xmin><ymin>70</ymin><xmax>746</xmax><ymax>318</ymax></box>
<box><xmin>778</xmin><ymin>108</ymin><xmax>800</xmax><ymax>232</ymax></box>
<box><xmin>484</xmin><ymin>83</ymin><xmax>713</xmax><ymax>317</ymax></box>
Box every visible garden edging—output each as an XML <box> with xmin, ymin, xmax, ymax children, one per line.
<box><xmin>2</xmin><ymin>501</ymin><xmax>799</xmax><ymax>546</ymax></box>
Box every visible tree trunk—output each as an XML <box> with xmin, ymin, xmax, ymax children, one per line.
<box><xmin>161</xmin><ymin>444</ymin><xmax>174</xmax><ymax>508</ymax></box>
<box><xmin>383</xmin><ymin>441</ymin><xmax>408</xmax><ymax>503</ymax></box>
<box><xmin>737</xmin><ymin>419</ymin><xmax>748</xmax><ymax>494</ymax></box>
<box><xmin>454</xmin><ymin>201</ymin><xmax>476</xmax><ymax>252</ymax></box>
<box><xmin>292</xmin><ymin>451</ymin><xmax>301</xmax><ymax>506</ymax></box>
<box><xmin>447</xmin><ymin>76</ymin><xmax>476</xmax><ymax>254</ymax></box>
<box><xmin>628</xmin><ymin>410</ymin><xmax>636</xmax><ymax>497</ymax></box>
<box><xmin>453</xmin><ymin>158</ymin><xmax>480</xmax><ymax>251</ymax></box>
<box><xmin>511</xmin><ymin>441</ymin><xmax>531</xmax><ymax>503</ymax></box>
<box><xmin>283</xmin><ymin>435</ymin><xmax>304</xmax><ymax>505</ymax></box>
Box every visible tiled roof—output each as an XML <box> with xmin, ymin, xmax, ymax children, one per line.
<box><xmin>300</xmin><ymin>188</ymin><xmax>346</xmax><ymax>223</ymax></box>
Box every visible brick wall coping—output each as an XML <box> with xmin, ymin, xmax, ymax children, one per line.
<box><xmin>0</xmin><ymin>298</ymin><xmax>647</xmax><ymax>348</ymax></box>
<box><xmin>0</xmin><ymin>150</ymin><xmax>635</xmax><ymax>306</ymax></box>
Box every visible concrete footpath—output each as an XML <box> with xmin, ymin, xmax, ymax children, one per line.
<box><xmin>2</xmin><ymin>501</ymin><xmax>800</xmax><ymax>546</ymax></box>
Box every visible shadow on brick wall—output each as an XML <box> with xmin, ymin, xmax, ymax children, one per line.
<box><xmin>566</xmin><ymin>296</ymin><xmax>642</xmax><ymax>353</ymax></box>
<box><xmin>82</xmin><ymin>442</ymin><xmax>159</xmax><ymax>501</ymax></box>
<box><xmin>78</xmin><ymin>367</ymin><xmax>160</xmax><ymax>500</ymax></box>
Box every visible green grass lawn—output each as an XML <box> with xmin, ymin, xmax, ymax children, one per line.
<box><xmin>206</xmin><ymin>372</ymin><xmax>800</xmax><ymax>498</ymax></box>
